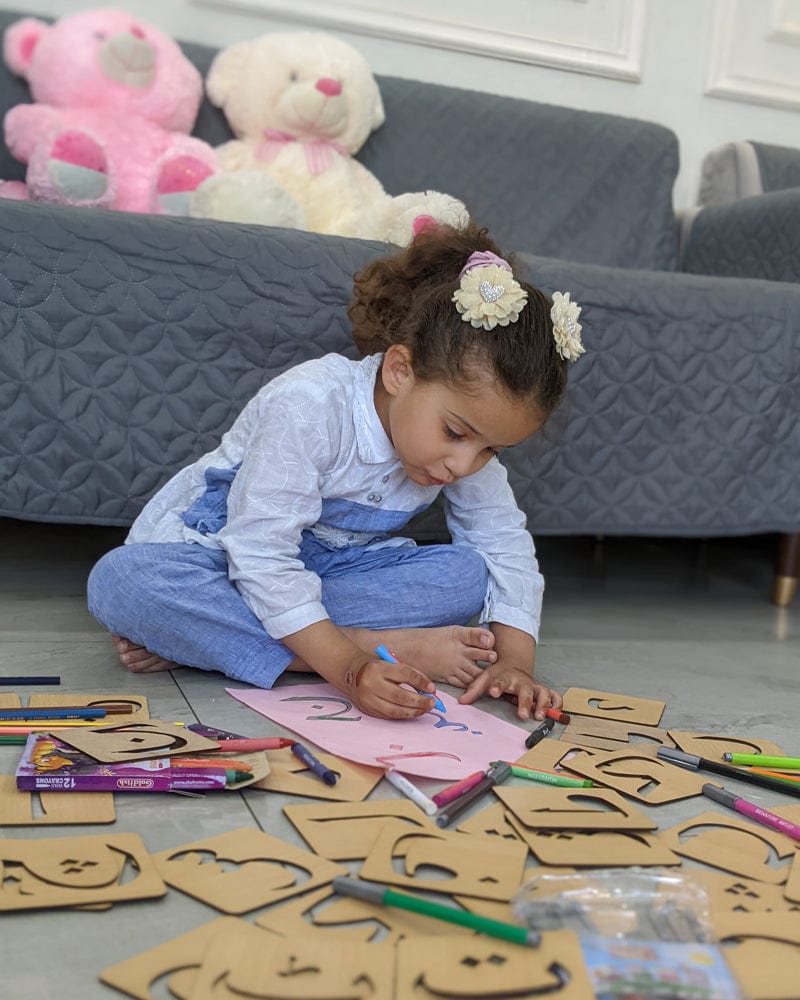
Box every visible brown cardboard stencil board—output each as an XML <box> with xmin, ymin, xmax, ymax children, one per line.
<box><xmin>495</xmin><ymin>785</ymin><xmax>658</xmax><ymax>831</ymax></box>
<box><xmin>782</xmin><ymin>852</ymin><xmax>800</xmax><ymax>904</ymax></box>
<box><xmin>562</xmin><ymin>715</ymin><xmax>676</xmax><ymax>752</ymax></box>
<box><xmin>0</xmin><ymin>694</ymin><xmax>21</xmax><ymax>707</ymax></box>
<box><xmin>186</xmin><ymin>919</ymin><xmax>395</xmax><ymax>1000</ymax></box>
<box><xmin>563</xmin><ymin>747</ymin><xmax>709</xmax><ymax>804</ymax></box>
<box><xmin>152</xmin><ymin>826</ymin><xmax>347</xmax><ymax>914</ymax></box>
<box><xmin>715</xmin><ymin>912</ymin><xmax>800</xmax><ymax>1000</ymax></box>
<box><xmin>514</xmin><ymin>739</ymin><xmax>599</xmax><ymax>777</ymax></box>
<box><xmin>455</xmin><ymin>800</ymin><xmax>524</xmax><ymax>842</ymax></box>
<box><xmin>691</xmin><ymin>869</ymin><xmax>798</xmax><ymax>916</ymax></box>
<box><xmin>55</xmin><ymin>719</ymin><xmax>219</xmax><ymax>763</ymax></box>
<box><xmin>283</xmin><ymin>799</ymin><xmax>437</xmax><ymax>860</ymax></box>
<box><xmin>562</xmin><ymin>687</ymin><xmax>665</xmax><ymax>726</ymax></box>
<box><xmin>0</xmin><ymin>831</ymin><xmax>166</xmax><ymax>911</ymax></box>
<box><xmin>256</xmin><ymin>883</ymin><xmax>474</xmax><ymax>944</ymax></box>
<box><xmin>28</xmin><ymin>692</ymin><xmax>150</xmax><ymax>721</ymax></box>
<box><xmin>395</xmin><ymin>929</ymin><xmax>595</xmax><ymax>999</ymax></box>
<box><xmin>100</xmin><ymin>916</ymin><xmax>248</xmax><ymax>1000</ymax></box>
<box><xmin>669</xmin><ymin>730</ymin><xmax>784</xmax><ymax>761</ymax></box>
<box><xmin>454</xmin><ymin>865</ymin><xmax>573</xmax><ymax>924</ymax></box>
<box><xmin>359</xmin><ymin>825</ymin><xmax>529</xmax><ymax>902</ymax></box>
<box><xmin>254</xmin><ymin>746</ymin><xmax>382</xmax><ymax>801</ymax></box>
<box><xmin>661</xmin><ymin>811</ymin><xmax>795</xmax><ymax>884</ymax></box>
<box><xmin>506</xmin><ymin>813</ymin><xmax>681</xmax><ymax>867</ymax></box>
<box><xmin>0</xmin><ymin>774</ymin><xmax>115</xmax><ymax>825</ymax></box>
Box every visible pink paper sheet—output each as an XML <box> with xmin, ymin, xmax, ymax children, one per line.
<box><xmin>226</xmin><ymin>683</ymin><xmax>529</xmax><ymax>780</ymax></box>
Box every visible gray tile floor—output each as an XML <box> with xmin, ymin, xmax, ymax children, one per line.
<box><xmin>1</xmin><ymin>518</ymin><xmax>798</xmax><ymax>998</ymax></box>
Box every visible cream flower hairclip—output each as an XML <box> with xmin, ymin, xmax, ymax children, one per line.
<box><xmin>452</xmin><ymin>251</ymin><xmax>528</xmax><ymax>331</ymax></box>
<box><xmin>550</xmin><ymin>291</ymin><xmax>585</xmax><ymax>362</ymax></box>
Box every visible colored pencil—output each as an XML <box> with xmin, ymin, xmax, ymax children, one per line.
<box><xmin>211</xmin><ymin>737</ymin><xmax>295</xmax><ymax>752</ymax></box>
<box><xmin>702</xmin><ymin>783</ymin><xmax>800</xmax><ymax>842</ymax></box>
<box><xmin>0</xmin><ymin>676</ymin><xmax>60</xmax><ymax>686</ymax></box>
<box><xmin>333</xmin><ymin>877</ymin><xmax>541</xmax><ymax>946</ymax></box>
<box><xmin>748</xmin><ymin>767</ymin><xmax>800</xmax><ymax>784</ymax></box>
<box><xmin>657</xmin><ymin>747</ymin><xmax>800</xmax><ymax>799</ymax></box>
<box><xmin>723</xmin><ymin>753</ymin><xmax>800</xmax><ymax>770</ymax></box>
<box><xmin>0</xmin><ymin>707</ymin><xmax>107</xmax><ymax>721</ymax></box>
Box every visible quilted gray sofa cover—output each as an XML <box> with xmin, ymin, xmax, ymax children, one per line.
<box><xmin>2</xmin><ymin>11</ymin><xmax>800</xmax><ymax>542</ymax></box>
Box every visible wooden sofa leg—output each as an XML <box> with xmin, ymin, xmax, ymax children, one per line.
<box><xmin>774</xmin><ymin>532</ymin><xmax>800</xmax><ymax>606</ymax></box>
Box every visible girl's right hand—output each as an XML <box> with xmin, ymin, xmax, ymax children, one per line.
<box><xmin>346</xmin><ymin>653</ymin><xmax>437</xmax><ymax>720</ymax></box>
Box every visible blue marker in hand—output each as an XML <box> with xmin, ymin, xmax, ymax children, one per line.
<box><xmin>374</xmin><ymin>645</ymin><xmax>447</xmax><ymax>713</ymax></box>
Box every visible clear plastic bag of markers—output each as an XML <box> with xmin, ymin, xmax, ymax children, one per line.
<box><xmin>512</xmin><ymin>868</ymin><xmax>746</xmax><ymax>1000</ymax></box>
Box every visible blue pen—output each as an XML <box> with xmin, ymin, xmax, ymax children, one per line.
<box><xmin>291</xmin><ymin>741</ymin><xmax>338</xmax><ymax>786</ymax></box>
<box><xmin>374</xmin><ymin>645</ymin><xmax>447</xmax><ymax>713</ymax></box>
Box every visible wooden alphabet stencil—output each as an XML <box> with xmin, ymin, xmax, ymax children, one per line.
<box><xmin>562</xmin><ymin>715</ymin><xmax>676</xmax><ymax>752</ymax></box>
<box><xmin>395</xmin><ymin>930</ymin><xmax>595</xmax><ymax>999</ymax></box>
<box><xmin>495</xmin><ymin>785</ymin><xmax>658</xmax><ymax>831</ymax></box>
<box><xmin>506</xmin><ymin>815</ymin><xmax>681</xmax><ymax>868</ymax></box>
<box><xmin>668</xmin><ymin>730</ymin><xmax>784</xmax><ymax>762</ymax></box>
<box><xmin>254</xmin><ymin>746</ymin><xmax>382</xmax><ymax>801</ymax></box>
<box><xmin>0</xmin><ymin>774</ymin><xmax>115</xmax><ymax>825</ymax></box>
<box><xmin>0</xmin><ymin>832</ymin><xmax>166</xmax><ymax>911</ymax></box>
<box><xmin>283</xmin><ymin>799</ymin><xmax>437</xmax><ymax>860</ymax></box>
<box><xmin>359</xmin><ymin>825</ymin><xmax>529</xmax><ymax>902</ymax></box>
<box><xmin>661</xmin><ymin>812</ymin><xmax>795</xmax><ymax>884</ymax></box>
<box><xmin>55</xmin><ymin>719</ymin><xmax>218</xmax><ymax>763</ymax></box>
<box><xmin>690</xmin><ymin>869</ymin><xmax>798</xmax><ymax>916</ymax></box>
<box><xmin>28</xmin><ymin>692</ymin><xmax>150</xmax><ymax>721</ymax></box>
<box><xmin>563</xmin><ymin>747</ymin><xmax>709</xmax><ymax>804</ymax></box>
<box><xmin>152</xmin><ymin>827</ymin><xmax>347</xmax><ymax>914</ymax></box>
<box><xmin>187</xmin><ymin>920</ymin><xmax>395</xmax><ymax>1000</ymax></box>
<box><xmin>100</xmin><ymin>916</ymin><xmax>247</xmax><ymax>1000</ymax></box>
<box><xmin>562</xmin><ymin>688</ymin><xmax>665</xmax><ymax>726</ymax></box>
<box><xmin>255</xmin><ymin>884</ymin><xmax>474</xmax><ymax>944</ymax></box>
<box><xmin>715</xmin><ymin>912</ymin><xmax>800</xmax><ymax>1000</ymax></box>
<box><xmin>514</xmin><ymin>740</ymin><xmax>599</xmax><ymax>777</ymax></box>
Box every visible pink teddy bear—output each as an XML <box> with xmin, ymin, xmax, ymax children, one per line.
<box><xmin>0</xmin><ymin>8</ymin><xmax>217</xmax><ymax>214</ymax></box>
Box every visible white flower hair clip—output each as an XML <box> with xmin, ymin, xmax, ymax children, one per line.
<box><xmin>550</xmin><ymin>291</ymin><xmax>585</xmax><ymax>362</ymax></box>
<box><xmin>452</xmin><ymin>250</ymin><xmax>528</xmax><ymax>331</ymax></box>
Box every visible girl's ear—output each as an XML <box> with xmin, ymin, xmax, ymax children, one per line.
<box><xmin>381</xmin><ymin>344</ymin><xmax>414</xmax><ymax>396</ymax></box>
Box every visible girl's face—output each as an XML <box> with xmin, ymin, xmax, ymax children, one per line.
<box><xmin>375</xmin><ymin>345</ymin><xmax>544</xmax><ymax>487</ymax></box>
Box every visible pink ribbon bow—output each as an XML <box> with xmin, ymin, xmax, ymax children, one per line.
<box><xmin>256</xmin><ymin>128</ymin><xmax>348</xmax><ymax>176</ymax></box>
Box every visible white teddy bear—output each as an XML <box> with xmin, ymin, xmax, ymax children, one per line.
<box><xmin>190</xmin><ymin>32</ymin><xmax>469</xmax><ymax>244</ymax></box>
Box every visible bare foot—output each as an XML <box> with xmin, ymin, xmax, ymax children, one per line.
<box><xmin>110</xmin><ymin>634</ymin><xmax>175</xmax><ymax>674</ymax></box>
<box><xmin>349</xmin><ymin>625</ymin><xmax>496</xmax><ymax>687</ymax></box>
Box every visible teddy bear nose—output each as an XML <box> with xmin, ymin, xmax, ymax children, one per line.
<box><xmin>315</xmin><ymin>78</ymin><xmax>342</xmax><ymax>97</ymax></box>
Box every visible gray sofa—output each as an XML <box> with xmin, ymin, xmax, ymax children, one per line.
<box><xmin>2</xmin><ymin>10</ymin><xmax>799</xmax><ymax>605</ymax></box>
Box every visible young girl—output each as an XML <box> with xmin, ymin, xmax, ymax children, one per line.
<box><xmin>87</xmin><ymin>222</ymin><xmax>584</xmax><ymax>722</ymax></box>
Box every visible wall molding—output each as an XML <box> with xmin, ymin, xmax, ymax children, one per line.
<box><xmin>706</xmin><ymin>0</ymin><xmax>800</xmax><ymax>111</ymax></box>
<box><xmin>193</xmin><ymin>0</ymin><xmax>646</xmax><ymax>81</ymax></box>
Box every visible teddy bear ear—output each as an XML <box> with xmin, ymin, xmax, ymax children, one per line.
<box><xmin>3</xmin><ymin>17</ymin><xmax>49</xmax><ymax>78</ymax></box>
<box><xmin>205</xmin><ymin>40</ymin><xmax>252</xmax><ymax>108</ymax></box>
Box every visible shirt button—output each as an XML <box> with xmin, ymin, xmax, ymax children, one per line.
<box><xmin>366</xmin><ymin>493</ymin><xmax>383</xmax><ymax>504</ymax></box>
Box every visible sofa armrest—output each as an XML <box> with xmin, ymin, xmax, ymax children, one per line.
<box><xmin>504</xmin><ymin>253</ymin><xmax>800</xmax><ymax>536</ymax></box>
<box><xmin>680</xmin><ymin>188</ymin><xmax>800</xmax><ymax>283</ymax></box>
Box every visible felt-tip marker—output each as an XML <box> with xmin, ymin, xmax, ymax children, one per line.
<box><xmin>524</xmin><ymin>717</ymin><xmax>555</xmax><ymax>749</ymax></box>
<box><xmin>374</xmin><ymin>645</ymin><xmax>446</xmax><ymax>712</ymax></box>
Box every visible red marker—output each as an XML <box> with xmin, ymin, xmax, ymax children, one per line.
<box><xmin>212</xmin><ymin>737</ymin><xmax>295</xmax><ymax>752</ymax></box>
<box><xmin>545</xmin><ymin>708</ymin><xmax>570</xmax><ymax>724</ymax></box>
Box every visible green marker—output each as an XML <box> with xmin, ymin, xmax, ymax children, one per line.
<box><xmin>723</xmin><ymin>753</ymin><xmax>800</xmax><ymax>770</ymax></box>
<box><xmin>505</xmin><ymin>763</ymin><xmax>593</xmax><ymax>787</ymax></box>
<box><xmin>332</xmin><ymin>876</ymin><xmax>540</xmax><ymax>946</ymax></box>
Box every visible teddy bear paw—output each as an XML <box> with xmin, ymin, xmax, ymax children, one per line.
<box><xmin>44</xmin><ymin>131</ymin><xmax>110</xmax><ymax>203</ymax></box>
<box><xmin>156</xmin><ymin>155</ymin><xmax>216</xmax><ymax>215</ymax></box>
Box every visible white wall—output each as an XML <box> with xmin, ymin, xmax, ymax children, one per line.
<box><xmin>18</xmin><ymin>0</ymin><xmax>800</xmax><ymax>211</ymax></box>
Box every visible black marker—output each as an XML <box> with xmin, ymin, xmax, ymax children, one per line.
<box><xmin>657</xmin><ymin>747</ymin><xmax>800</xmax><ymax>799</ymax></box>
<box><xmin>524</xmin><ymin>717</ymin><xmax>555</xmax><ymax>749</ymax></box>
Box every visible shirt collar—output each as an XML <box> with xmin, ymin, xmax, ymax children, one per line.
<box><xmin>352</xmin><ymin>353</ymin><xmax>397</xmax><ymax>465</ymax></box>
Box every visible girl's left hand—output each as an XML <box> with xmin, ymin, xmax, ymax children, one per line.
<box><xmin>457</xmin><ymin>661</ymin><xmax>562</xmax><ymax>721</ymax></box>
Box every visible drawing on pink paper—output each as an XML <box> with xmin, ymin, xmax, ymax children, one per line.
<box><xmin>226</xmin><ymin>683</ymin><xmax>528</xmax><ymax>779</ymax></box>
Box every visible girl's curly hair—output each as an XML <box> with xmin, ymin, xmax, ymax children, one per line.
<box><xmin>348</xmin><ymin>221</ymin><xmax>568</xmax><ymax>419</ymax></box>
